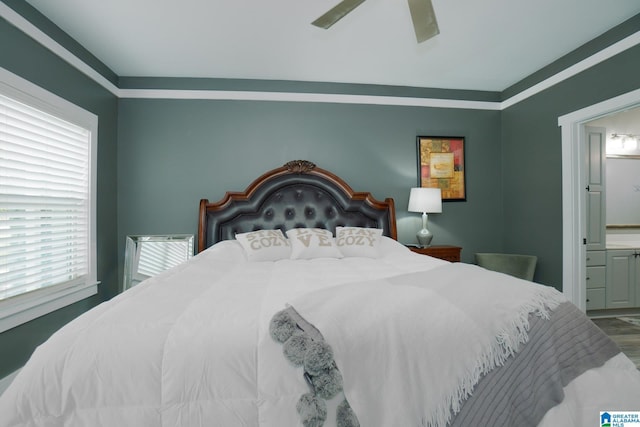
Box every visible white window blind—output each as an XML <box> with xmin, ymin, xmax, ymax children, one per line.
<box><xmin>0</xmin><ymin>92</ymin><xmax>91</xmax><ymax>301</ymax></box>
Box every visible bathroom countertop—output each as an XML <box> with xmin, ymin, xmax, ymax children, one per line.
<box><xmin>607</xmin><ymin>243</ymin><xmax>640</xmax><ymax>249</ymax></box>
<box><xmin>606</xmin><ymin>235</ymin><xmax>640</xmax><ymax>249</ymax></box>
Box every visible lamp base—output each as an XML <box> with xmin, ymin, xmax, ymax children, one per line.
<box><xmin>416</xmin><ymin>228</ymin><xmax>433</xmax><ymax>248</ymax></box>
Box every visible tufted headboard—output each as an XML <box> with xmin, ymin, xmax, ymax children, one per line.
<box><xmin>197</xmin><ymin>160</ymin><xmax>397</xmax><ymax>252</ymax></box>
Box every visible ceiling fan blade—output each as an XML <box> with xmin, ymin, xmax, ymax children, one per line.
<box><xmin>312</xmin><ymin>0</ymin><xmax>366</xmax><ymax>29</ymax></box>
<box><xmin>407</xmin><ymin>0</ymin><xmax>440</xmax><ymax>43</ymax></box>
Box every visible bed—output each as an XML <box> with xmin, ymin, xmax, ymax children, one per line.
<box><xmin>1</xmin><ymin>160</ymin><xmax>639</xmax><ymax>427</ymax></box>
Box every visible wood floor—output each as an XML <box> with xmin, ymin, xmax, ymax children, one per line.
<box><xmin>591</xmin><ymin>315</ymin><xmax>640</xmax><ymax>369</ymax></box>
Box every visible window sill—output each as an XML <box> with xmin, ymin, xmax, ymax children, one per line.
<box><xmin>0</xmin><ymin>281</ymin><xmax>99</xmax><ymax>333</ymax></box>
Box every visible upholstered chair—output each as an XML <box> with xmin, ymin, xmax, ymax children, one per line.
<box><xmin>474</xmin><ymin>253</ymin><xmax>538</xmax><ymax>281</ymax></box>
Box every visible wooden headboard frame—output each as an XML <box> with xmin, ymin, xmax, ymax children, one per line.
<box><xmin>197</xmin><ymin>160</ymin><xmax>397</xmax><ymax>252</ymax></box>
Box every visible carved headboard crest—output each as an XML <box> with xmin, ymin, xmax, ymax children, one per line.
<box><xmin>284</xmin><ymin>160</ymin><xmax>316</xmax><ymax>173</ymax></box>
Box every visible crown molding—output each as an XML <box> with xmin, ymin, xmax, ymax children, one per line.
<box><xmin>1</xmin><ymin>2</ymin><xmax>119</xmax><ymax>96</ymax></box>
<box><xmin>117</xmin><ymin>88</ymin><xmax>501</xmax><ymax>110</ymax></box>
<box><xmin>501</xmin><ymin>31</ymin><xmax>640</xmax><ymax>110</ymax></box>
<box><xmin>2</xmin><ymin>2</ymin><xmax>639</xmax><ymax>110</ymax></box>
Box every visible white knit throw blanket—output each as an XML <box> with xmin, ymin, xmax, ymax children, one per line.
<box><xmin>288</xmin><ymin>263</ymin><xmax>566</xmax><ymax>427</ymax></box>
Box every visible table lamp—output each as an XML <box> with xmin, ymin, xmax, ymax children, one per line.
<box><xmin>408</xmin><ymin>187</ymin><xmax>442</xmax><ymax>248</ymax></box>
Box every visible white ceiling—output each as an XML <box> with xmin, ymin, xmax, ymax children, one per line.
<box><xmin>23</xmin><ymin>0</ymin><xmax>640</xmax><ymax>92</ymax></box>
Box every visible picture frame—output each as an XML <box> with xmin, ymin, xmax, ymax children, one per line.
<box><xmin>416</xmin><ymin>136</ymin><xmax>466</xmax><ymax>201</ymax></box>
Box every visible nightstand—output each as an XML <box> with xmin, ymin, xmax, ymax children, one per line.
<box><xmin>407</xmin><ymin>245</ymin><xmax>462</xmax><ymax>262</ymax></box>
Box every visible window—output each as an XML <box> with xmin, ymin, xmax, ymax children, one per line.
<box><xmin>0</xmin><ymin>68</ymin><xmax>98</xmax><ymax>333</ymax></box>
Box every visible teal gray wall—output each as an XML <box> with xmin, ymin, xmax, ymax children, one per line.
<box><xmin>0</xmin><ymin>17</ymin><xmax>119</xmax><ymax>378</ymax></box>
<box><xmin>117</xmin><ymin>99</ymin><xmax>502</xmax><ymax>271</ymax></box>
<box><xmin>501</xmin><ymin>43</ymin><xmax>640</xmax><ymax>289</ymax></box>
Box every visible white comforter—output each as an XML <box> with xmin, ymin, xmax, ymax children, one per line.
<box><xmin>1</xmin><ymin>238</ymin><xmax>639</xmax><ymax>427</ymax></box>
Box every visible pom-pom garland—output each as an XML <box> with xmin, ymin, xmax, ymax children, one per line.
<box><xmin>283</xmin><ymin>332</ymin><xmax>312</xmax><ymax>366</ymax></box>
<box><xmin>297</xmin><ymin>393</ymin><xmax>327</xmax><ymax>427</ymax></box>
<box><xmin>309</xmin><ymin>366</ymin><xmax>343</xmax><ymax>399</ymax></box>
<box><xmin>304</xmin><ymin>341</ymin><xmax>334</xmax><ymax>376</ymax></box>
<box><xmin>336</xmin><ymin>399</ymin><xmax>360</xmax><ymax>427</ymax></box>
<box><xmin>269</xmin><ymin>309</ymin><xmax>298</xmax><ymax>343</ymax></box>
<box><xmin>270</xmin><ymin>308</ymin><xmax>360</xmax><ymax>427</ymax></box>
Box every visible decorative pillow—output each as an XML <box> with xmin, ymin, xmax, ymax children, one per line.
<box><xmin>335</xmin><ymin>226</ymin><xmax>383</xmax><ymax>258</ymax></box>
<box><xmin>286</xmin><ymin>228</ymin><xmax>343</xmax><ymax>260</ymax></box>
<box><xmin>235</xmin><ymin>229</ymin><xmax>291</xmax><ymax>261</ymax></box>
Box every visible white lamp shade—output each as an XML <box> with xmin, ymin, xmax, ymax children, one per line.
<box><xmin>408</xmin><ymin>187</ymin><xmax>442</xmax><ymax>213</ymax></box>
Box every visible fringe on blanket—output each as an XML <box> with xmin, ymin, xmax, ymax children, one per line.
<box><xmin>433</xmin><ymin>286</ymin><xmax>566</xmax><ymax>427</ymax></box>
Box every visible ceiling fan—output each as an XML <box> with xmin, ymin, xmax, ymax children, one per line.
<box><xmin>312</xmin><ymin>0</ymin><xmax>440</xmax><ymax>43</ymax></box>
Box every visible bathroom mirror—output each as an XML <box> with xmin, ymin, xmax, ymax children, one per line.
<box><xmin>123</xmin><ymin>234</ymin><xmax>194</xmax><ymax>291</ymax></box>
<box><xmin>606</xmin><ymin>157</ymin><xmax>640</xmax><ymax>227</ymax></box>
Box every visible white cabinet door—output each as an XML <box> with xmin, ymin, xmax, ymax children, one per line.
<box><xmin>606</xmin><ymin>250</ymin><xmax>636</xmax><ymax>309</ymax></box>
<box><xmin>636</xmin><ymin>254</ymin><xmax>640</xmax><ymax>307</ymax></box>
<box><xmin>585</xmin><ymin>126</ymin><xmax>606</xmax><ymax>251</ymax></box>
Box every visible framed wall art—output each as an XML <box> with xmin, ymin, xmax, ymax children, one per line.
<box><xmin>416</xmin><ymin>136</ymin><xmax>466</xmax><ymax>201</ymax></box>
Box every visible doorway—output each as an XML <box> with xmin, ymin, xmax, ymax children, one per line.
<box><xmin>559</xmin><ymin>88</ymin><xmax>640</xmax><ymax>311</ymax></box>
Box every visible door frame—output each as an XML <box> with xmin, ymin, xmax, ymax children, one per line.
<box><xmin>558</xmin><ymin>88</ymin><xmax>640</xmax><ymax>311</ymax></box>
